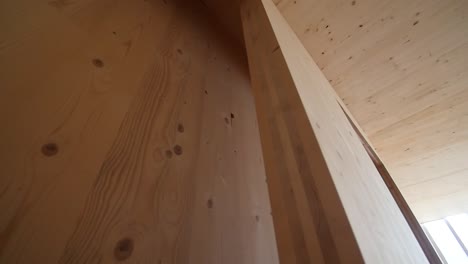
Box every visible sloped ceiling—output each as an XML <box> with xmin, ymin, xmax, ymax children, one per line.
<box><xmin>204</xmin><ymin>0</ymin><xmax>468</xmax><ymax>222</ymax></box>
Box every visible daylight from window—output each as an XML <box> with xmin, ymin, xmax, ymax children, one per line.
<box><xmin>423</xmin><ymin>213</ymin><xmax>468</xmax><ymax>264</ymax></box>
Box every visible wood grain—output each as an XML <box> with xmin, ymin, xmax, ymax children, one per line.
<box><xmin>273</xmin><ymin>0</ymin><xmax>468</xmax><ymax>222</ymax></box>
<box><xmin>241</xmin><ymin>0</ymin><xmax>429</xmax><ymax>262</ymax></box>
<box><xmin>0</xmin><ymin>0</ymin><xmax>278</xmax><ymax>263</ymax></box>
<box><xmin>195</xmin><ymin>0</ymin><xmax>468</xmax><ymax>223</ymax></box>
<box><xmin>340</xmin><ymin>105</ymin><xmax>441</xmax><ymax>263</ymax></box>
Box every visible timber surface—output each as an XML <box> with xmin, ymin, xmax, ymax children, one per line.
<box><xmin>201</xmin><ymin>0</ymin><xmax>468</xmax><ymax>223</ymax></box>
<box><xmin>0</xmin><ymin>0</ymin><xmax>279</xmax><ymax>263</ymax></box>
<box><xmin>241</xmin><ymin>0</ymin><xmax>428</xmax><ymax>263</ymax></box>
<box><xmin>274</xmin><ymin>0</ymin><xmax>468</xmax><ymax>222</ymax></box>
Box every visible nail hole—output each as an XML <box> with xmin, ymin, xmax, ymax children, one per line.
<box><xmin>230</xmin><ymin>113</ymin><xmax>235</xmax><ymax>119</ymax></box>
<box><xmin>351</xmin><ymin>0</ymin><xmax>356</xmax><ymax>5</ymax></box>
<box><xmin>114</xmin><ymin>238</ymin><xmax>134</xmax><ymax>261</ymax></box>
<box><xmin>204</xmin><ymin>90</ymin><xmax>208</xmax><ymax>95</ymax></box>
<box><xmin>42</xmin><ymin>143</ymin><xmax>58</xmax><ymax>156</ymax></box>
<box><xmin>92</xmin><ymin>58</ymin><xmax>104</xmax><ymax>68</ymax></box>
<box><xmin>177</xmin><ymin>48</ymin><xmax>183</xmax><ymax>55</ymax></box>
<box><xmin>173</xmin><ymin>145</ymin><xmax>183</xmax><ymax>155</ymax></box>
<box><xmin>207</xmin><ymin>198</ymin><xmax>213</xmax><ymax>208</ymax></box>
<box><xmin>177</xmin><ymin>123</ymin><xmax>184</xmax><ymax>133</ymax></box>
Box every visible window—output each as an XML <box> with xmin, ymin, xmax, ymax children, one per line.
<box><xmin>423</xmin><ymin>214</ymin><xmax>468</xmax><ymax>264</ymax></box>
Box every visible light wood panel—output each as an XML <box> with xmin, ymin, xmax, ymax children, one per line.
<box><xmin>241</xmin><ymin>0</ymin><xmax>429</xmax><ymax>262</ymax></box>
<box><xmin>198</xmin><ymin>0</ymin><xmax>468</xmax><ymax>223</ymax></box>
<box><xmin>273</xmin><ymin>0</ymin><xmax>468</xmax><ymax>222</ymax></box>
<box><xmin>0</xmin><ymin>0</ymin><xmax>279</xmax><ymax>263</ymax></box>
<box><xmin>341</xmin><ymin>105</ymin><xmax>440</xmax><ymax>262</ymax></box>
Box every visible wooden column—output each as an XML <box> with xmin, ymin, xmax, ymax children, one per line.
<box><xmin>0</xmin><ymin>0</ymin><xmax>279</xmax><ymax>263</ymax></box>
<box><xmin>240</xmin><ymin>0</ymin><xmax>430</xmax><ymax>263</ymax></box>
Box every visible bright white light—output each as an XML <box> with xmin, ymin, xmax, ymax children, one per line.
<box><xmin>424</xmin><ymin>219</ymin><xmax>468</xmax><ymax>264</ymax></box>
<box><xmin>447</xmin><ymin>214</ymin><xmax>468</xmax><ymax>250</ymax></box>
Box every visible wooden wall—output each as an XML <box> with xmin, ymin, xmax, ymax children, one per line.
<box><xmin>0</xmin><ymin>0</ymin><xmax>279</xmax><ymax>263</ymax></box>
<box><xmin>271</xmin><ymin>0</ymin><xmax>468</xmax><ymax>222</ymax></box>
<box><xmin>198</xmin><ymin>0</ymin><xmax>468</xmax><ymax>223</ymax></box>
<box><xmin>241</xmin><ymin>0</ymin><xmax>430</xmax><ymax>262</ymax></box>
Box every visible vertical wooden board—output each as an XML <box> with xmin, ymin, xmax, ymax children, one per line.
<box><xmin>272</xmin><ymin>0</ymin><xmax>468</xmax><ymax>221</ymax></box>
<box><xmin>184</xmin><ymin>36</ymin><xmax>279</xmax><ymax>264</ymax></box>
<box><xmin>241</xmin><ymin>0</ymin><xmax>429</xmax><ymax>263</ymax></box>
<box><xmin>199</xmin><ymin>0</ymin><xmax>244</xmax><ymax>44</ymax></box>
<box><xmin>197</xmin><ymin>0</ymin><xmax>468</xmax><ymax>222</ymax></box>
<box><xmin>341</xmin><ymin>105</ymin><xmax>440</xmax><ymax>262</ymax></box>
<box><xmin>0</xmin><ymin>0</ymin><xmax>278</xmax><ymax>263</ymax></box>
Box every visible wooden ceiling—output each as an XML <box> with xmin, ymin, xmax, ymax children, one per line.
<box><xmin>204</xmin><ymin>0</ymin><xmax>468</xmax><ymax>222</ymax></box>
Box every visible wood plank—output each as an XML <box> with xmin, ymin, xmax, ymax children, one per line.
<box><xmin>0</xmin><ymin>0</ymin><xmax>278</xmax><ymax>263</ymax></box>
<box><xmin>273</xmin><ymin>0</ymin><xmax>468</xmax><ymax>221</ymax></box>
<box><xmin>240</xmin><ymin>0</ymin><xmax>429</xmax><ymax>262</ymax></box>
<box><xmin>340</xmin><ymin>105</ymin><xmax>441</xmax><ymax>263</ymax></box>
<box><xmin>194</xmin><ymin>0</ymin><xmax>468</xmax><ymax>222</ymax></box>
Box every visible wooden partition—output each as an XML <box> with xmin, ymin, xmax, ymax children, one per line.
<box><xmin>274</xmin><ymin>0</ymin><xmax>468</xmax><ymax>223</ymax></box>
<box><xmin>240</xmin><ymin>0</ymin><xmax>432</xmax><ymax>262</ymax></box>
<box><xmin>0</xmin><ymin>0</ymin><xmax>445</xmax><ymax>262</ymax></box>
<box><xmin>0</xmin><ymin>0</ymin><xmax>279</xmax><ymax>263</ymax></box>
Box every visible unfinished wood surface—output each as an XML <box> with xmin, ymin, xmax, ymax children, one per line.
<box><xmin>0</xmin><ymin>0</ymin><xmax>279</xmax><ymax>263</ymax></box>
<box><xmin>340</xmin><ymin>106</ymin><xmax>441</xmax><ymax>263</ymax></box>
<box><xmin>197</xmin><ymin>0</ymin><xmax>468</xmax><ymax>222</ymax></box>
<box><xmin>241</xmin><ymin>0</ymin><xmax>429</xmax><ymax>262</ymax></box>
<box><xmin>200</xmin><ymin>0</ymin><xmax>244</xmax><ymax>44</ymax></box>
<box><xmin>272</xmin><ymin>0</ymin><xmax>468</xmax><ymax>222</ymax></box>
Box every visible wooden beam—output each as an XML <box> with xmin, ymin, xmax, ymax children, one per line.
<box><xmin>340</xmin><ymin>104</ymin><xmax>441</xmax><ymax>263</ymax></box>
<box><xmin>274</xmin><ymin>0</ymin><xmax>468</xmax><ymax>223</ymax></box>
<box><xmin>240</xmin><ymin>0</ymin><xmax>430</xmax><ymax>262</ymax></box>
